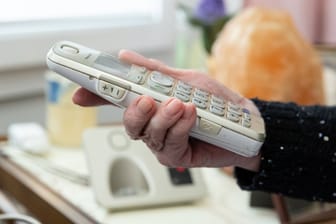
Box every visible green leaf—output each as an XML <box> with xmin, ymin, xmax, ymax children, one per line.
<box><xmin>201</xmin><ymin>15</ymin><xmax>233</xmax><ymax>54</ymax></box>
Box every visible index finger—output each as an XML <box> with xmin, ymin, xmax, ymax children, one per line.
<box><xmin>118</xmin><ymin>49</ymin><xmax>202</xmax><ymax>81</ymax></box>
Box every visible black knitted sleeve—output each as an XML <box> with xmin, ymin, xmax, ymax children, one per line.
<box><xmin>235</xmin><ymin>99</ymin><xmax>336</xmax><ymax>202</ymax></box>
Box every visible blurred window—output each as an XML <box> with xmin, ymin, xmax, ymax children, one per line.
<box><xmin>0</xmin><ymin>0</ymin><xmax>174</xmax><ymax>69</ymax></box>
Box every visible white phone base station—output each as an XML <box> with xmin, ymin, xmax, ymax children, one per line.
<box><xmin>83</xmin><ymin>126</ymin><xmax>207</xmax><ymax>210</ymax></box>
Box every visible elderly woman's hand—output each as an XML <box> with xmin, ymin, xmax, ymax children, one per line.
<box><xmin>73</xmin><ymin>50</ymin><xmax>261</xmax><ymax>171</ymax></box>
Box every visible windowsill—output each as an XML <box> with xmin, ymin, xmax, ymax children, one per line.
<box><xmin>0</xmin><ymin>24</ymin><xmax>175</xmax><ymax>71</ymax></box>
<box><xmin>0</xmin><ymin>0</ymin><xmax>175</xmax><ymax>71</ymax></box>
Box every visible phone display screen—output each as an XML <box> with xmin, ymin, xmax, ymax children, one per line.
<box><xmin>93</xmin><ymin>53</ymin><xmax>131</xmax><ymax>78</ymax></box>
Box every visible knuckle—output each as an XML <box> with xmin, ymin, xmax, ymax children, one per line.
<box><xmin>146</xmin><ymin>141</ymin><xmax>163</xmax><ymax>152</ymax></box>
<box><xmin>125</xmin><ymin>129</ymin><xmax>139</xmax><ymax>140</ymax></box>
<box><xmin>123</xmin><ymin>113</ymin><xmax>147</xmax><ymax>139</ymax></box>
<box><xmin>123</xmin><ymin>112</ymin><xmax>147</xmax><ymax>130</ymax></box>
<box><xmin>123</xmin><ymin>111</ymin><xmax>135</xmax><ymax>127</ymax></box>
<box><xmin>172</xmin><ymin>157</ymin><xmax>188</xmax><ymax>167</ymax></box>
<box><xmin>156</xmin><ymin>153</ymin><xmax>187</xmax><ymax>168</ymax></box>
<box><xmin>141</xmin><ymin>132</ymin><xmax>151</xmax><ymax>142</ymax></box>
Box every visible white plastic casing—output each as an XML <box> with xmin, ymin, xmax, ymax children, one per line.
<box><xmin>46</xmin><ymin>41</ymin><xmax>266</xmax><ymax>157</ymax></box>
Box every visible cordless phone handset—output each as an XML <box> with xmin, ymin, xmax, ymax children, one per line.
<box><xmin>47</xmin><ymin>41</ymin><xmax>266</xmax><ymax>157</ymax></box>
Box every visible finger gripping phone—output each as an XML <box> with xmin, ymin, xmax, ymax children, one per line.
<box><xmin>46</xmin><ymin>41</ymin><xmax>266</xmax><ymax>157</ymax></box>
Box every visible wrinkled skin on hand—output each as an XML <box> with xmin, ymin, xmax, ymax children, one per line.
<box><xmin>73</xmin><ymin>50</ymin><xmax>261</xmax><ymax>171</ymax></box>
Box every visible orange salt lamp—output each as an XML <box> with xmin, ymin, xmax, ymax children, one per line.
<box><xmin>207</xmin><ymin>7</ymin><xmax>325</xmax><ymax>105</ymax></box>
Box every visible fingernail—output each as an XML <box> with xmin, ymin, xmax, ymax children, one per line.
<box><xmin>137</xmin><ymin>97</ymin><xmax>153</xmax><ymax>114</ymax></box>
<box><xmin>165</xmin><ymin>99</ymin><xmax>182</xmax><ymax>116</ymax></box>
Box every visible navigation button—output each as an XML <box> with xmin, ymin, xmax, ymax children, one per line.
<box><xmin>150</xmin><ymin>71</ymin><xmax>174</xmax><ymax>87</ymax></box>
<box><xmin>147</xmin><ymin>75</ymin><xmax>172</xmax><ymax>95</ymax></box>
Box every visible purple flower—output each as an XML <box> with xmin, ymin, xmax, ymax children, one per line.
<box><xmin>194</xmin><ymin>0</ymin><xmax>226</xmax><ymax>25</ymax></box>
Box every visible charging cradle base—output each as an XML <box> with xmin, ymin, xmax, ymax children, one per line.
<box><xmin>83</xmin><ymin>125</ymin><xmax>207</xmax><ymax>210</ymax></box>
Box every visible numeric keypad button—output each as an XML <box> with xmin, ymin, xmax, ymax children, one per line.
<box><xmin>176</xmin><ymin>81</ymin><xmax>193</xmax><ymax>95</ymax></box>
<box><xmin>174</xmin><ymin>91</ymin><xmax>190</xmax><ymax>102</ymax></box>
<box><xmin>194</xmin><ymin>89</ymin><xmax>209</xmax><ymax>101</ymax></box>
<box><xmin>211</xmin><ymin>96</ymin><xmax>225</xmax><ymax>108</ymax></box>
<box><xmin>127</xmin><ymin>65</ymin><xmax>147</xmax><ymax>84</ymax></box>
<box><xmin>228</xmin><ymin>107</ymin><xmax>242</xmax><ymax>116</ymax></box>
<box><xmin>209</xmin><ymin>105</ymin><xmax>225</xmax><ymax>116</ymax></box>
<box><xmin>192</xmin><ymin>98</ymin><xmax>207</xmax><ymax>109</ymax></box>
<box><xmin>227</xmin><ymin>112</ymin><xmax>240</xmax><ymax>123</ymax></box>
<box><xmin>242</xmin><ymin>119</ymin><xmax>251</xmax><ymax>128</ymax></box>
<box><xmin>243</xmin><ymin>112</ymin><xmax>251</xmax><ymax>121</ymax></box>
<box><xmin>228</xmin><ymin>102</ymin><xmax>241</xmax><ymax>110</ymax></box>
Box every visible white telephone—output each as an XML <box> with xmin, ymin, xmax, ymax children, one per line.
<box><xmin>83</xmin><ymin>126</ymin><xmax>207</xmax><ymax>210</ymax></box>
<box><xmin>46</xmin><ymin>41</ymin><xmax>265</xmax><ymax>157</ymax></box>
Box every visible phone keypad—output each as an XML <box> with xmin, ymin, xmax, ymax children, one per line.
<box><xmin>125</xmin><ymin>69</ymin><xmax>254</xmax><ymax>130</ymax></box>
